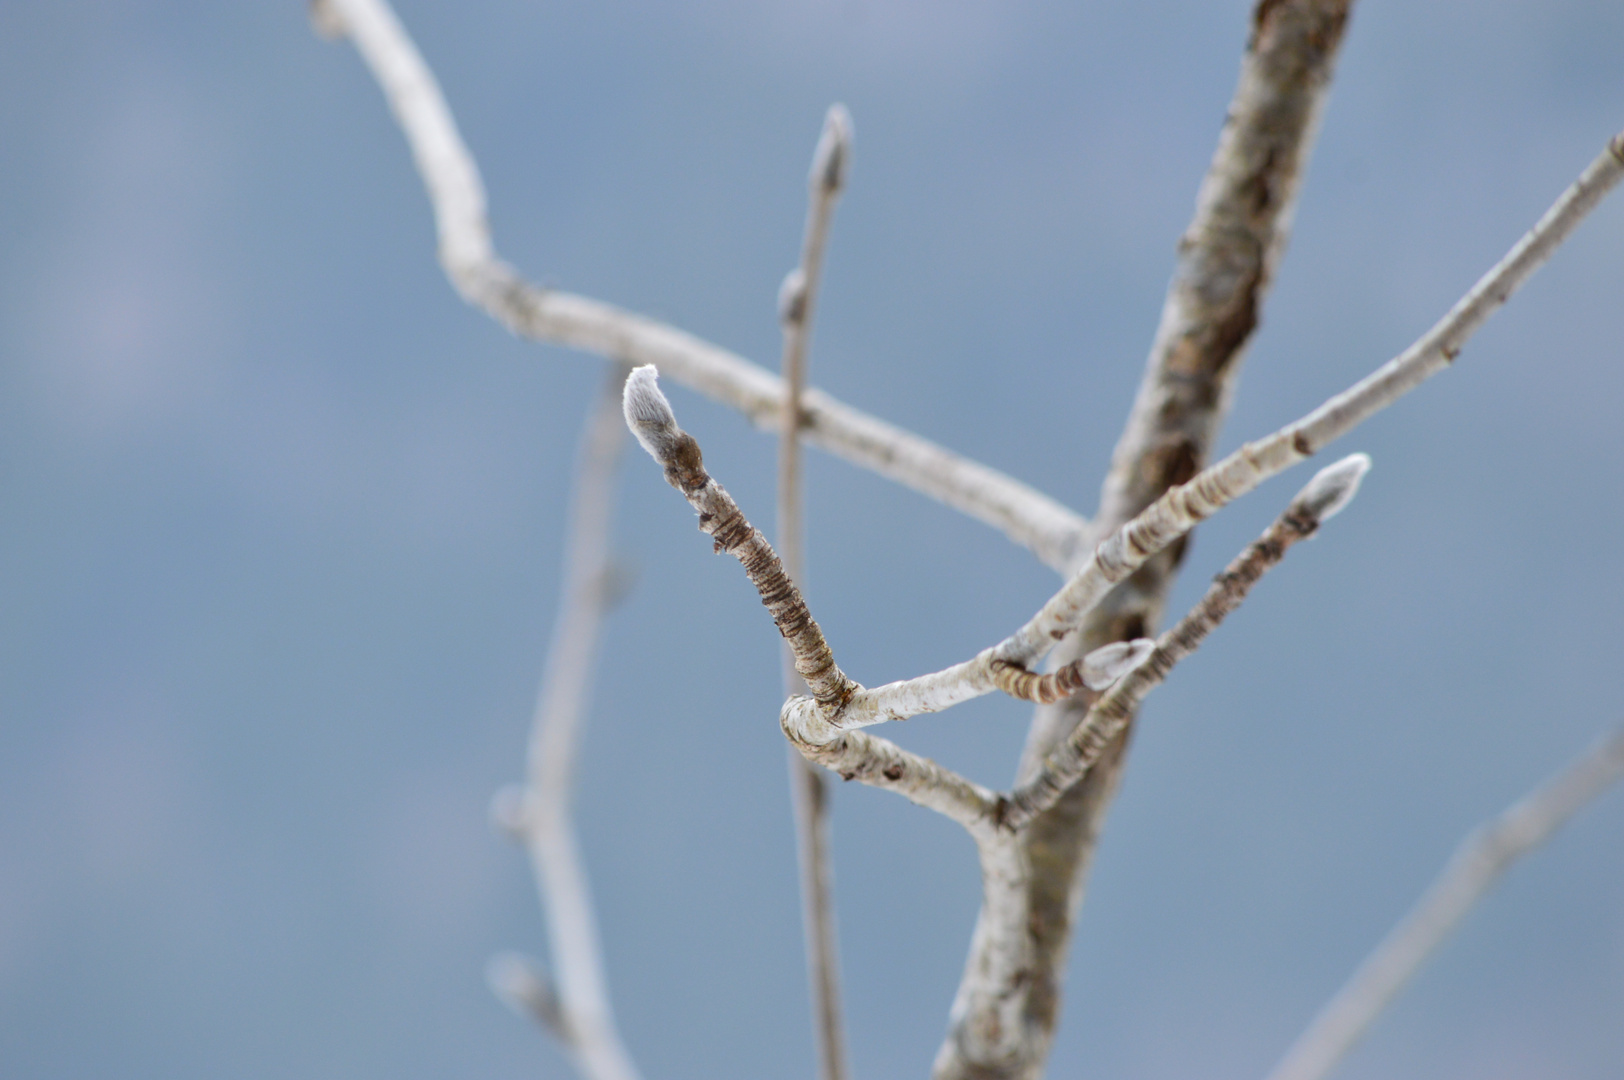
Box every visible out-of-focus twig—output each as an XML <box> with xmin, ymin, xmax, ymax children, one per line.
<box><xmin>313</xmin><ymin>0</ymin><xmax>1089</xmax><ymax>570</ymax></box>
<box><xmin>777</xmin><ymin>105</ymin><xmax>854</xmax><ymax>1080</ymax></box>
<box><xmin>489</xmin><ymin>366</ymin><xmax>641</xmax><ymax>1080</ymax></box>
<box><xmin>1264</xmin><ymin>724</ymin><xmax>1624</xmax><ymax>1080</ymax></box>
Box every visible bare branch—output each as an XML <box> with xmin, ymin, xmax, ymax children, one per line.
<box><xmin>625</xmin><ymin>366</ymin><xmax>997</xmax><ymax>833</ymax></box>
<box><xmin>782</xmin><ymin>698</ymin><xmax>998</xmax><ymax>833</ymax></box>
<box><xmin>828</xmin><ymin>131</ymin><xmax>1624</xmax><ymax>733</ymax></box>
<box><xmin>315</xmin><ymin>0</ymin><xmax>1088</xmax><ymax>570</ymax></box>
<box><xmin>1265</xmin><ymin>724</ymin><xmax>1624</xmax><ymax>1080</ymax></box>
<box><xmin>1003</xmin><ymin>454</ymin><xmax>1370</xmax><ymax>830</ymax></box>
<box><xmin>777</xmin><ymin>105</ymin><xmax>855</xmax><ymax>1080</ymax></box>
<box><xmin>493</xmin><ymin>367</ymin><xmax>641</xmax><ymax>1080</ymax></box>
<box><xmin>624</xmin><ymin>366</ymin><xmax>858</xmax><ymax>714</ymax></box>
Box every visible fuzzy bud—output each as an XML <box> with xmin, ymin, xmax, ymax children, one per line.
<box><xmin>810</xmin><ymin>104</ymin><xmax>853</xmax><ymax>193</ymax></box>
<box><xmin>1294</xmin><ymin>452</ymin><xmax>1372</xmax><ymax>524</ymax></box>
<box><xmin>778</xmin><ymin>268</ymin><xmax>808</xmax><ymax>327</ymax></box>
<box><xmin>1080</xmin><ymin>638</ymin><xmax>1157</xmax><ymax>690</ymax></box>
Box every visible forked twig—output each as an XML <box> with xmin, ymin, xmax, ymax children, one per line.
<box><xmin>624</xmin><ymin>366</ymin><xmax>998</xmax><ymax>832</ymax></box>
<box><xmin>312</xmin><ymin>0</ymin><xmax>1090</xmax><ymax>570</ymax></box>
<box><xmin>1003</xmin><ymin>454</ymin><xmax>1370</xmax><ymax>829</ymax></box>
<box><xmin>813</xmin><ymin>131</ymin><xmax>1624</xmax><ymax>733</ymax></box>
<box><xmin>487</xmin><ymin>367</ymin><xmax>641</xmax><ymax>1080</ymax></box>
<box><xmin>1265</xmin><ymin>724</ymin><xmax>1624</xmax><ymax>1080</ymax></box>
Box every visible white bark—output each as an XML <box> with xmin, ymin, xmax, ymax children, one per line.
<box><xmin>490</xmin><ymin>367</ymin><xmax>641</xmax><ymax>1080</ymax></box>
<box><xmin>311</xmin><ymin>3</ymin><xmax>1624</xmax><ymax>1077</ymax></box>
<box><xmin>1265</xmin><ymin>724</ymin><xmax>1624</xmax><ymax>1080</ymax></box>
<box><xmin>826</xmin><ymin>135</ymin><xmax>1624</xmax><ymax>733</ymax></box>
<box><xmin>313</xmin><ymin>0</ymin><xmax>1088</xmax><ymax>571</ymax></box>
<box><xmin>1003</xmin><ymin>455</ymin><xmax>1369</xmax><ymax>829</ymax></box>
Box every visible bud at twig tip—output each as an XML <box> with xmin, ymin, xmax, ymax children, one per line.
<box><xmin>622</xmin><ymin>364</ymin><xmax>681</xmax><ymax>460</ymax></box>
<box><xmin>811</xmin><ymin>104</ymin><xmax>853</xmax><ymax>193</ymax></box>
<box><xmin>1080</xmin><ymin>638</ymin><xmax>1157</xmax><ymax>691</ymax></box>
<box><xmin>1295</xmin><ymin>452</ymin><xmax>1371</xmax><ymax>524</ymax></box>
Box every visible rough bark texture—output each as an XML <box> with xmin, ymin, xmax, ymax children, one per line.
<box><xmin>936</xmin><ymin>3</ymin><xmax>1356</xmax><ymax>1076</ymax></box>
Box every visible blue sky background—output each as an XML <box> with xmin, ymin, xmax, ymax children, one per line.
<box><xmin>2</xmin><ymin>1</ymin><xmax>1623</xmax><ymax>1077</ymax></box>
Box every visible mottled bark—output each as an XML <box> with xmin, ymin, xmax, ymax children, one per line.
<box><xmin>941</xmin><ymin>3</ymin><xmax>1357</xmax><ymax>1075</ymax></box>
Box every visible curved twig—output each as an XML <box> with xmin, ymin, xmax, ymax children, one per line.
<box><xmin>313</xmin><ymin>0</ymin><xmax>1089</xmax><ymax>570</ymax></box>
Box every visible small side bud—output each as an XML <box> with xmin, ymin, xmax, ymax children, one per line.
<box><xmin>778</xmin><ymin>267</ymin><xmax>808</xmax><ymax>327</ymax></box>
<box><xmin>810</xmin><ymin>104</ymin><xmax>853</xmax><ymax>193</ymax></box>
<box><xmin>1294</xmin><ymin>452</ymin><xmax>1371</xmax><ymax>524</ymax></box>
<box><xmin>488</xmin><ymin>784</ymin><xmax>531</xmax><ymax>841</ymax></box>
<box><xmin>486</xmin><ymin>951</ymin><xmax>569</xmax><ymax>1038</ymax></box>
<box><xmin>308</xmin><ymin>0</ymin><xmax>346</xmax><ymax>39</ymax></box>
<box><xmin>1080</xmin><ymin>638</ymin><xmax>1156</xmax><ymax>690</ymax></box>
<box><xmin>595</xmin><ymin>559</ymin><xmax>637</xmax><ymax>609</ymax></box>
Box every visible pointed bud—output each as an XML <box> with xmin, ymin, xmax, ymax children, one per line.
<box><xmin>488</xmin><ymin>784</ymin><xmax>531</xmax><ymax>841</ymax></box>
<box><xmin>811</xmin><ymin>104</ymin><xmax>853</xmax><ymax>193</ymax></box>
<box><xmin>1081</xmin><ymin>638</ymin><xmax>1157</xmax><ymax>690</ymax></box>
<box><xmin>1294</xmin><ymin>453</ymin><xmax>1371</xmax><ymax>524</ymax></box>
<box><xmin>778</xmin><ymin>267</ymin><xmax>808</xmax><ymax>327</ymax></box>
<box><xmin>622</xmin><ymin>365</ymin><xmax>681</xmax><ymax>461</ymax></box>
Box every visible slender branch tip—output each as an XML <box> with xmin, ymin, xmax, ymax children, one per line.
<box><xmin>812</xmin><ymin>104</ymin><xmax>853</xmax><ymax>193</ymax></box>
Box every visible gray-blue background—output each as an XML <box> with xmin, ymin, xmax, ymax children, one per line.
<box><xmin>2</xmin><ymin>1</ymin><xmax>1622</xmax><ymax>1077</ymax></box>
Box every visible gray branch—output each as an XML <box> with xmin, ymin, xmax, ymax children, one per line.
<box><xmin>1004</xmin><ymin>455</ymin><xmax>1368</xmax><ymax>830</ymax></box>
<box><xmin>1265</xmin><ymin>725</ymin><xmax>1624</xmax><ymax>1080</ymax></box>
<box><xmin>314</xmin><ymin>0</ymin><xmax>1089</xmax><ymax>570</ymax></box>
<box><xmin>489</xmin><ymin>367</ymin><xmax>641</xmax><ymax>1080</ymax></box>
<box><xmin>957</xmin><ymin>4</ymin><xmax>1356</xmax><ymax>1073</ymax></box>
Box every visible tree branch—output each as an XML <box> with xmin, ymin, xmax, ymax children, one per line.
<box><xmin>624</xmin><ymin>366</ymin><xmax>998</xmax><ymax>834</ymax></box>
<box><xmin>1003</xmin><ymin>454</ymin><xmax>1369</xmax><ymax>830</ymax></box>
<box><xmin>313</xmin><ymin>0</ymin><xmax>1089</xmax><ymax>571</ymax></box>
<box><xmin>1265</xmin><ymin>724</ymin><xmax>1624</xmax><ymax>1080</ymax></box>
<box><xmin>822</xmin><ymin>129</ymin><xmax>1624</xmax><ymax>734</ymax></box>
<box><xmin>777</xmin><ymin>105</ymin><xmax>854</xmax><ymax>1080</ymax></box>
<box><xmin>947</xmin><ymin>4</ymin><xmax>1352</xmax><ymax>1074</ymax></box>
<box><xmin>488</xmin><ymin>366</ymin><xmax>641</xmax><ymax>1080</ymax></box>
<box><xmin>782</xmin><ymin>698</ymin><xmax>999</xmax><ymax>833</ymax></box>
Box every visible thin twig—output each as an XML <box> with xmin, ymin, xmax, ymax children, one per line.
<box><xmin>1264</xmin><ymin>724</ymin><xmax>1624</xmax><ymax>1080</ymax></box>
<box><xmin>824</xmin><ymin>130</ymin><xmax>1624</xmax><ymax>734</ymax></box>
<box><xmin>314</xmin><ymin>0</ymin><xmax>1089</xmax><ymax>570</ymax></box>
<box><xmin>623</xmin><ymin>367</ymin><xmax>998</xmax><ymax>831</ymax></box>
<box><xmin>624</xmin><ymin>366</ymin><xmax>857</xmax><ymax>713</ymax></box>
<box><xmin>489</xmin><ymin>367</ymin><xmax>641</xmax><ymax>1080</ymax></box>
<box><xmin>1003</xmin><ymin>454</ymin><xmax>1369</xmax><ymax>830</ymax></box>
<box><xmin>777</xmin><ymin>105</ymin><xmax>854</xmax><ymax>1080</ymax></box>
